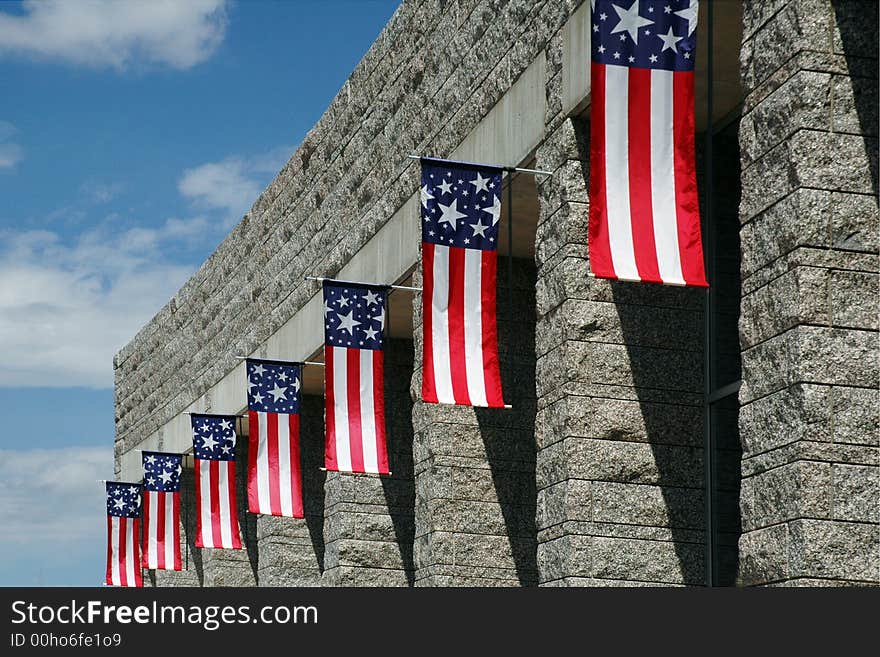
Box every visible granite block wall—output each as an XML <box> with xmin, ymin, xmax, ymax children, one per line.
<box><xmin>737</xmin><ymin>0</ymin><xmax>879</xmax><ymax>586</ymax></box>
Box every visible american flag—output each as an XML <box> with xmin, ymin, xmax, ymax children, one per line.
<box><xmin>589</xmin><ymin>0</ymin><xmax>707</xmax><ymax>287</ymax></box>
<box><xmin>420</xmin><ymin>157</ymin><xmax>505</xmax><ymax>407</ymax></box>
<box><xmin>246</xmin><ymin>358</ymin><xmax>304</xmax><ymax>517</ymax></box>
<box><xmin>191</xmin><ymin>414</ymin><xmax>242</xmax><ymax>549</ymax></box>
<box><xmin>323</xmin><ymin>280</ymin><xmax>390</xmax><ymax>474</ymax></box>
<box><xmin>105</xmin><ymin>482</ymin><xmax>143</xmax><ymax>587</ymax></box>
<box><xmin>141</xmin><ymin>451</ymin><xmax>182</xmax><ymax>571</ymax></box>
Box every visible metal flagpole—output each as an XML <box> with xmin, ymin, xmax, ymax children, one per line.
<box><xmin>703</xmin><ymin>0</ymin><xmax>717</xmax><ymax>588</ymax></box>
<box><xmin>304</xmin><ymin>275</ymin><xmax>421</xmax><ymax>292</ymax></box>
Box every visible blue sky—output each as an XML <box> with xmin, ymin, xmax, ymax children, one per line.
<box><xmin>0</xmin><ymin>0</ymin><xmax>399</xmax><ymax>586</ymax></box>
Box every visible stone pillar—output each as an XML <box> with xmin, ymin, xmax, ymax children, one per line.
<box><xmin>256</xmin><ymin>394</ymin><xmax>325</xmax><ymax>586</ymax></box>
<box><xmin>737</xmin><ymin>0</ymin><xmax>879</xmax><ymax>586</ymax></box>
<box><xmin>411</xmin><ymin>256</ymin><xmax>538</xmax><ymax>587</ymax></box>
<box><xmin>534</xmin><ymin>118</ymin><xmax>707</xmax><ymax>586</ymax></box>
<box><xmin>322</xmin><ymin>338</ymin><xmax>416</xmax><ymax>586</ymax></box>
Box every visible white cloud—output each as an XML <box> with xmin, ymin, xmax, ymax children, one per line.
<box><xmin>178</xmin><ymin>145</ymin><xmax>292</xmax><ymax>223</ymax></box>
<box><xmin>0</xmin><ymin>0</ymin><xmax>228</xmax><ymax>70</ymax></box>
<box><xmin>0</xmin><ymin>120</ymin><xmax>22</xmax><ymax>169</ymax></box>
<box><xmin>0</xmin><ymin>220</ymin><xmax>200</xmax><ymax>387</ymax></box>
<box><xmin>0</xmin><ymin>446</ymin><xmax>112</xmax><ymax>545</ymax></box>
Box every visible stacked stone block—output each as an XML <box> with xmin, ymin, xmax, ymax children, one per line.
<box><xmin>737</xmin><ymin>0</ymin><xmax>879</xmax><ymax>586</ymax></box>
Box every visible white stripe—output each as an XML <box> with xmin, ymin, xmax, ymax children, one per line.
<box><xmin>164</xmin><ymin>492</ymin><xmax>175</xmax><ymax>568</ymax></box>
<box><xmin>430</xmin><ymin>244</ymin><xmax>455</xmax><ymax>403</ymax></box>
<box><xmin>462</xmin><ymin>248</ymin><xmax>487</xmax><ymax>406</ymax></box>
<box><xmin>277</xmin><ymin>413</ymin><xmax>293</xmax><ymax>516</ymax></box>
<box><xmin>650</xmin><ymin>69</ymin><xmax>685</xmax><ymax>285</ymax></box>
<box><xmin>110</xmin><ymin>517</ymin><xmax>121</xmax><ymax>585</ymax></box>
<box><xmin>256</xmin><ymin>412</ymin><xmax>271</xmax><ymax>513</ymax></box>
<box><xmin>147</xmin><ymin>491</ymin><xmax>158</xmax><ymax>569</ymax></box>
<box><xmin>359</xmin><ymin>350</ymin><xmax>379</xmax><ymax>474</ymax></box>
<box><xmin>218</xmin><ymin>463</ymin><xmax>233</xmax><ymax>547</ymax></box>
<box><xmin>332</xmin><ymin>347</ymin><xmax>352</xmax><ymax>472</ymax></box>
<box><xmin>603</xmin><ymin>65</ymin><xmax>640</xmax><ymax>281</ymax></box>
<box><xmin>198</xmin><ymin>460</ymin><xmax>214</xmax><ymax>548</ymax></box>
<box><xmin>124</xmin><ymin>518</ymin><xmax>136</xmax><ymax>585</ymax></box>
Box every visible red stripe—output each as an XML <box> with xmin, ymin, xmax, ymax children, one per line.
<box><xmin>346</xmin><ymin>348</ymin><xmax>365</xmax><ymax>472</ymax></box>
<box><xmin>226</xmin><ymin>462</ymin><xmax>242</xmax><ymax>549</ymax></box>
<box><xmin>373</xmin><ymin>350</ymin><xmax>390</xmax><ymax>474</ymax></box>
<box><xmin>141</xmin><ymin>492</ymin><xmax>151</xmax><ymax>569</ymax></box>
<box><xmin>447</xmin><ymin>246</ymin><xmax>471</xmax><ymax>405</ymax></box>
<box><xmin>209</xmin><ymin>460</ymin><xmax>222</xmax><ymax>548</ymax></box>
<box><xmin>172</xmin><ymin>492</ymin><xmax>182</xmax><ymax>570</ymax></box>
<box><xmin>267</xmin><ymin>411</ymin><xmax>281</xmax><ymax>515</ymax></box>
<box><xmin>118</xmin><ymin>517</ymin><xmax>128</xmax><ymax>587</ymax></box>
<box><xmin>628</xmin><ymin>67</ymin><xmax>662</xmax><ymax>283</ymax></box>
<box><xmin>247</xmin><ymin>410</ymin><xmax>260</xmax><ymax>513</ymax></box>
<box><xmin>155</xmin><ymin>492</ymin><xmax>166</xmax><ymax>570</ymax></box>
<box><xmin>132</xmin><ymin>519</ymin><xmax>142</xmax><ymax>587</ymax></box>
<box><xmin>673</xmin><ymin>71</ymin><xmax>708</xmax><ymax>287</ymax></box>
<box><xmin>324</xmin><ymin>346</ymin><xmax>337</xmax><ymax>470</ymax></box>
<box><xmin>480</xmin><ymin>251</ymin><xmax>505</xmax><ymax>406</ymax></box>
<box><xmin>288</xmin><ymin>413</ymin><xmax>304</xmax><ymax>518</ymax></box>
<box><xmin>105</xmin><ymin>516</ymin><xmax>113</xmax><ymax>585</ymax></box>
<box><xmin>194</xmin><ymin>459</ymin><xmax>204</xmax><ymax>548</ymax></box>
<box><xmin>589</xmin><ymin>62</ymin><xmax>616</xmax><ymax>279</ymax></box>
<box><xmin>421</xmin><ymin>242</ymin><xmax>438</xmax><ymax>403</ymax></box>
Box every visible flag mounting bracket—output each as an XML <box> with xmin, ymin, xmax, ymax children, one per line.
<box><xmin>407</xmin><ymin>154</ymin><xmax>553</xmax><ymax>176</ymax></box>
<box><xmin>233</xmin><ymin>354</ymin><xmax>324</xmax><ymax>367</ymax></box>
<box><xmin>305</xmin><ymin>275</ymin><xmax>421</xmax><ymax>292</ymax></box>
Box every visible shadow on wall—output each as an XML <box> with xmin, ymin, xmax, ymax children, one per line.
<box><xmin>237</xmin><ymin>435</ymin><xmax>260</xmax><ymax>584</ymax></box>
<box><xmin>832</xmin><ymin>0</ymin><xmax>879</xmax><ymax>197</ymax></box>
<box><xmin>475</xmin><ymin>257</ymin><xmax>539</xmax><ymax>587</ymax></box>
<box><xmin>301</xmin><ymin>395</ymin><xmax>326</xmax><ymax>574</ymax></box>
<box><xmin>382</xmin><ymin>338</ymin><xmax>416</xmax><ymax>586</ymax></box>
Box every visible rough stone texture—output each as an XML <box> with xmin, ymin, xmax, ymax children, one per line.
<box><xmin>737</xmin><ymin>0</ymin><xmax>880</xmax><ymax>586</ymax></box>
<box><xmin>322</xmin><ymin>339</ymin><xmax>415</xmax><ymax>586</ymax></box>
<box><xmin>411</xmin><ymin>257</ymin><xmax>538</xmax><ymax>586</ymax></box>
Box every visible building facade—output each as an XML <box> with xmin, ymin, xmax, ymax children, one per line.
<box><xmin>113</xmin><ymin>0</ymin><xmax>879</xmax><ymax>586</ymax></box>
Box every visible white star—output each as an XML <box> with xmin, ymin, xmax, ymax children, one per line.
<box><xmin>292</xmin><ymin>378</ymin><xmax>301</xmax><ymax>392</ymax></box>
<box><xmin>147</xmin><ymin>476</ymin><xmax>156</xmax><ymax>486</ymax></box>
<box><xmin>364</xmin><ymin>289</ymin><xmax>380</xmax><ymax>306</ymax></box>
<box><xmin>373</xmin><ymin>307</ymin><xmax>385</xmax><ymax>329</ymax></box>
<box><xmin>593</xmin><ymin>24</ymin><xmax>599</xmax><ymax>32</ymax></box>
<box><xmin>420</xmin><ymin>184</ymin><xmax>435</xmax><ymax>209</ymax></box>
<box><xmin>252</xmin><ymin>363</ymin><xmax>266</xmax><ymax>376</ymax></box>
<box><xmin>201</xmin><ymin>433</ymin><xmax>218</xmax><ymax>451</ymax></box>
<box><xmin>649</xmin><ymin>53</ymin><xmax>658</xmax><ymax>63</ymax></box>
<box><xmin>269</xmin><ymin>383</ymin><xmax>288</xmax><ymax>402</ymax></box>
<box><xmin>364</xmin><ymin>326</ymin><xmax>379</xmax><ymax>341</ymax></box>
<box><xmin>336</xmin><ymin>310</ymin><xmax>361</xmax><ymax>335</ymax></box>
<box><xmin>219</xmin><ymin>419</ymin><xmax>231</xmax><ymax>431</ymax></box>
<box><xmin>338</xmin><ymin>296</ymin><xmax>350</xmax><ymax>308</ymax></box>
<box><xmin>610</xmin><ymin>0</ymin><xmax>654</xmax><ymax>45</ymax></box>
<box><xmin>683</xmin><ymin>51</ymin><xmax>691</xmax><ymax>59</ymax></box>
<box><xmin>675</xmin><ymin>0</ymin><xmax>699</xmax><ymax>37</ymax></box>
<box><xmin>145</xmin><ymin>455</ymin><xmax>156</xmax><ymax>465</ymax></box>
<box><xmin>482</xmin><ymin>195</ymin><xmax>501</xmax><ymax>225</ymax></box>
<box><xmin>248</xmin><ymin>378</ymin><xmax>259</xmax><ymax>392</ymax></box>
<box><xmin>470</xmin><ymin>220</ymin><xmax>490</xmax><ymax>238</ymax></box>
<box><xmin>628</xmin><ymin>55</ymin><xmax>635</xmax><ymax>62</ymax></box>
<box><xmin>600</xmin><ymin>12</ymin><xmax>607</xmax><ymax>20</ymax></box>
<box><xmin>253</xmin><ymin>391</ymin><xmax>264</xmax><ymax>404</ymax></box>
<box><xmin>159</xmin><ymin>470</ymin><xmax>173</xmax><ymax>485</ymax></box>
<box><xmin>221</xmin><ymin>444</ymin><xmax>231</xmax><ymax>454</ymax></box>
<box><xmin>113</xmin><ymin>498</ymin><xmax>125</xmax><ymax>510</ymax></box>
<box><xmin>598</xmin><ymin>45</ymin><xmax>606</xmax><ymax>53</ymax></box>
<box><xmin>657</xmin><ymin>26</ymin><xmax>682</xmax><ymax>52</ymax></box>
<box><xmin>613</xmin><ymin>51</ymin><xmax>621</xmax><ymax>59</ymax></box>
<box><xmin>278</xmin><ymin>371</ymin><xmax>288</xmax><ymax>382</ymax></box>
<box><xmin>323</xmin><ymin>299</ymin><xmax>332</xmax><ymax>316</ymax></box>
<box><xmin>437</xmin><ymin>179</ymin><xmax>452</xmax><ymax>195</ymax></box>
<box><xmin>664</xmin><ymin>5</ymin><xmax>671</xmax><ymax>13</ymax></box>
<box><xmin>470</xmin><ymin>173</ymin><xmax>491</xmax><ymax>194</ymax></box>
<box><xmin>437</xmin><ymin>199</ymin><xmax>468</xmax><ymax>231</ymax></box>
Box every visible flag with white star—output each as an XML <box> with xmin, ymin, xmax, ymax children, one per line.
<box><xmin>589</xmin><ymin>0</ymin><xmax>707</xmax><ymax>287</ymax></box>
<box><xmin>245</xmin><ymin>359</ymin><xmax>304</xmax><ymax>517</ymax></box>
<box><xmin>141</xmin><ymin>451</ymin><xmax>183</xmax><ymax>571</ymax></box>
<box><xmin>190</xmin><ymin>414</ymin><xmax>243</xmax><ymax>549</ymax></box>
<box><xmin>420</xmin><ymin>157</ymin><xmax>506</xmax><ymax>408</ymax></box>
<box><xmin>105</xmin><ymin>481</ymin><xmax>143</xmax><ymax>587</ymax></box>
<box><xmin>322</xmin><ymin>279</ymin><xmax>390</xmax><ymax>475</ymax></box>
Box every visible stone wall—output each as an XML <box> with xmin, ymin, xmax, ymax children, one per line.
<box><xmin>737</xmin><ymin>0</ymin><xmax>879</xmax><ymax>586</ymax></box>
